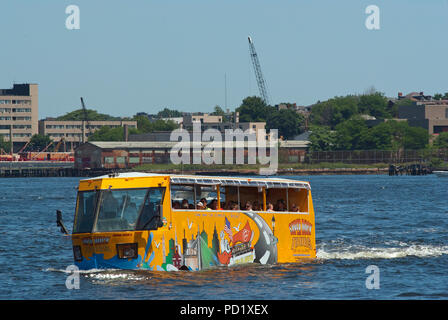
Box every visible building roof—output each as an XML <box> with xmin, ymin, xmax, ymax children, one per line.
<box><xmin>279</xmin><ymin>140</ymin><xmax>310</xmax><ymax>148</ymax></box>
<box><xmin>81</xmin><ymin>141</ymin><xmax>176</xmax><ymax>149</ymax></box>
<box><xmin>78</xmin><ymin>139</ymin><xmax>309</xmax><ymax>150</ymax></box>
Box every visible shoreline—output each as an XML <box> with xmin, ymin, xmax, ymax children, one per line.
<box><xmin>137</xmin><ymin>167</ymin><xmax>389</xmax><ymax>176</ymax></box>
<box><xmin>0</xmin><ymin>166</ymin><xmax>389</xmax><ymax>177</ymax></box>
<box><xmin>2</xmin><ymin>163</ymin><xmax>442</xmax><ymax>177</ymax></box>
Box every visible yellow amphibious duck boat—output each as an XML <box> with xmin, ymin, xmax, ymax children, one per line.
<box><xmin>65</xmin><ymin>172</ymin><xmax>316</xmax><ymax>271</ymax></box>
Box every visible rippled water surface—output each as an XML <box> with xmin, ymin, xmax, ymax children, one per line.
<box><xmin>0</xmin><ymin>175</ymin><xmax>447</xmax><ymax>299</ymax></box>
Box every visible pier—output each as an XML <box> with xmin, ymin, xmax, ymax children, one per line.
<box><xmin>0</xmin><ymin>161</ymin><xmax>112</xmax><ymax>177</ymax></box>
<box><xmin>0</xmin><ymin>161</ymin><xmax>75</xmax><ymax>177</ymax></box>
<box><xmin>388</xmin><ymin>163</ymin><xmax>432</xmax><ymax>176</ymax></box>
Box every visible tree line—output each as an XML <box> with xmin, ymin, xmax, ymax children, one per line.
<box><xmin>4</xmin><ymin>92</ymin><xmax>447</xmax><ymax>153</ymax></box>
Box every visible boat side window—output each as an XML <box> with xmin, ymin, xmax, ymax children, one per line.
<box><xmin>195</xmin><ymin>184</ymin><xmax>218</xmax><ymax>210</ymax></box>
<box><xmin>238</xmin><ymin>186</ymin><xmax>263</xmax><ymax>211</ymax></box>
<box><xmin>73</xmin><ymin>191</ymin><xmax>99</xmax><ymax>233</ymax></box>
<box><xmin>171</xmin><ymin>184</ymin><xmax>195</xmax><ymax>210</ymax></box>
<box><xmin>221</xmin><ymin>186</ymin><xmax>240</xmax><ymax>210</ymax></box>
<box><xmin>266</xmin><ymin>188</ymin><xmax>307</xmax><ymax>213</ymax></box>
<box><xmin>136</xmin><ymin>187</ymin><xmax>165</xmax><ymax>230</ymax></box>
<box><xmin>218</xmin><ymin>186</ymin><xmax>226</xmax><ymax>210</ymax></box>
<box><xmin>94</xmin><ymin>188</ymin><xmax>148</xmax><ymax>232</ymax></box>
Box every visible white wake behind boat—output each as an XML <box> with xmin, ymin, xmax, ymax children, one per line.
<box><xmin>433</xmin><ymin>171</ymin><xmax>448</xmax><ymax>178</ymax></box>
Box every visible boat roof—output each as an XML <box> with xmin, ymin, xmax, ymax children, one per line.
<box><xmin>82</xmin><ymin>172</ymin><xmax>310</xmax><ymax>189</ymax></box>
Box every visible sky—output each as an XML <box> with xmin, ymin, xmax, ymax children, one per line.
<box><xmin>1</xmin><ymin>0</ymin><xmax>448</xmax><ymax>119</ymax></box>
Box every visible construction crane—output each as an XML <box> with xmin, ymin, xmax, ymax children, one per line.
<box><xmin>248</xmin><ymin>36</ymin><xmax>271</xmax><ymax>105</ymax></box>
<box><xmin>17</xmin><ymin>140</ymin><xmax>31</xmax><ymax>154</ymax></box>
<box><xmin>54</xmin><ymin>137</ymin><xmax>66</xmax><ymax>152</ymax></box>
<box><xmin>30</xmin><ymin>141</ymin><xmax>54</xmax><ymax>160</ymax></box>
<box><xmin>80</xmin><ymin>97</ymin><xmax>92</xmax><ymax>143</ymax></box>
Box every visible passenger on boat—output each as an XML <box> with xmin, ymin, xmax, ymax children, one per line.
<box><xmin>252</xmin><ymin>201</ymin><xmax>261</xmax><ymax>211</ymax></box>
<box><xmin>245</xmin><ymin>201</ymin><xmax>253</xmax><ymax>211</ymax></box>
<box><xmin>223</xmin><ymin>201</ymin><xmax>232</xmax><ymax>210</ymax></box>
<box><xmin>200</xmin><ymin>198</ymin><xmax>207</xmax><ymax>208</ymax></box>
<box><xmin>267</xmin><ymin>202</ymin><xmax>274</xmax><ymax>212</ymax></box>
<box><xmin>188</xmin><ymin>204</ymin><xmax>194</xmax><ymax>209</ymax></box>
<box><xmin>196</xmin><ymin>201</ymin><xmax>205</xmax><ymax>210</ymax></box>
<box><xmin>208</xmin><ymin>199</ymin><xmax>218</xmax><ymax>210</ymax></box>
<box><xmin>231</xmin><ymin>202</ymin><xmax>239</xmax><ymax>210</ymax></box>
<box><xmin>172</xmin><ymin>201</ymin><xmax>181</xmax><ymax>209</ymax></box>
<box><xmin>291</xmin><ymin>203</ymin><xmax>299</xmax><ymax>212</ymax></box>
<box><xmin>276</xmin><ymin>199</ymin><xmax>286</xmax><ymax>211</ymax></box>
<box><xmin>181</xmin><ymin>199</ymin><xmax>189</xmax><ymax>209</ymax></box>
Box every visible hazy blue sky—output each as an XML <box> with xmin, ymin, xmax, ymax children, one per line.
<box><xmin>1</xmin><ymin>0</ymin><xmax>448</xmax><ymax>118</ymax></box>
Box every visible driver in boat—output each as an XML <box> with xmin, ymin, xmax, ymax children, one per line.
<box><xmin>101</xmin><ymin>191</ymin><xmax>119</xmax><ymax>218</ymax></box>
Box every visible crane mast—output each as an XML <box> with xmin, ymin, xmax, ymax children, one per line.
<box><xmin>80</xmin><ymin>97</ymin><xmax>92</xmax><ymax>143</ymax></box>
<box><xmin>248</xmin><ymin>36</ymin><xmax>270</xmax><ymax>105</ymax></box>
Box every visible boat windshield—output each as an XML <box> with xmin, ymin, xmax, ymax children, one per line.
<box><xmin>73</xmin><ymin>187</ymin><xmax>165</xmax><ymax>233</ymax></box>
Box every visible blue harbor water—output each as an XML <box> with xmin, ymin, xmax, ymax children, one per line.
<box><xmin>0</xmin><ymin>174</ymin><xmax>447</xmax><ymax>299</ymax></box>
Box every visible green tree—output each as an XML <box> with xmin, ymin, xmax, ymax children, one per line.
<box><xmin>56</xmin><ymin>109</ymin><xmax>120</xmax><ymax>121</ymax></box>
<box><xmin>88</xmin><ymin>126</ymin><xmax>139</xmax><ymax>141</ymax></box>
<box><xmin>149</xmin><ymin>119</ymin><xmax>179</xmax><ymax>132</ymax></box>
<box><xmin>433</xmin><ymin>132</ymin><xmax>448</xmax><ymax>149</ymax></box>
<box><xmin>433</xmin><ymin>93</ymin><xmax>448</xmax><ymax>100</ymax></box>
<box><xmin>361</xmin><ymin>122</ymin><xmax>394</xmax><ymax>150</ymax></box>
<box><xmin>334</xmin><ymin>119</ymin><xmax>369</xmax><ymax>150</ymax></box>
<box><xmin>0</xmin><ymin>135</ymin><xmax>11</xmax><ymax>153</ymax></box>
<box><xmin>211</xmin><ymin>105</ymin><xmax>225</xmax><ymax>116</ymax></box>
<box><xmin>308</xmin><ymin>125</ymin><xmax>337</xmax><ymax>151</ymax></box>
<box><xmin>156</xmin><ymin>108</ymin><xmax>183</xmax><ymax>118</ymax></box>
<box><xmin>236</xmin><ymin>96</ymin><xmax>273</xmax><ymax>122</ymax></box>
<box><xmin>266</xmin><ymin>109</ymin><xmax>305</xmax><ymax>139</ymax></box>
<box><xmin>28</xmin><ymin>134</ymin><xmax>53</xmax><ymax>151</ymax></box>
<box><xmin>211</xmin><ymin>105</ymin><xmax>231</xmax><ymax>122</ymax></box>
<box><xmin>403</xmin><ymin>125</ymin><xmax>429</xmax><ymax>149</ymax></box>
<box><xmin>379</xmin><ymin>121</ymin><xmax>428</xmax><ymax>150</ymax></box>
<box><xmin>132</xmin><ymin>115</ymin><xmax>179</xmax><ymax>134</ymax></box>
<box><xmin>358</xmin><ymin>92</ymin><xmax>390</xmax><ymax>119</ymax></box>
<box><xmin>310</xmin><ymin>95</ymin><xmax>359</xmax><ymax>128</ymax></box>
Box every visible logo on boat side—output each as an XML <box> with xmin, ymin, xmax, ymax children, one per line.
<box><xmin>82</xmin><ymin>237</ymin><xmax>110</xmax><ymax>245</ymax></box>
<box><xmin>289</xmin><ymin>219</ymin><xmax>313</xmax><ymax>251</ymax></box>
<box><xmin>289</xmin><ymin>219</ymin><xmax>312</xmax><ymax>236</ymax></box>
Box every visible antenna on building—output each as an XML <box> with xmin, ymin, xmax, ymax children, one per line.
<box><xmin>224</xmin><ymin>73</ymin><xmax>228</xmax><ymax>110</ymax></box>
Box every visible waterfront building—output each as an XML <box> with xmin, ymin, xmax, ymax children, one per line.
<box><xmin>38</xmin><ymin>119</ymin><xmax>137</xmax><ymax>150</ymax></box>
<box><xmin>397</xmin><ymin>91</ymin><xmax>448</xmax><ymax>135</ymax></box>
<box><xmin>0</xmin><ymin>83</ymin><xmax>38</xmax><ymax>151</ymax></box>
<box><xmin>74</xmin><ymin>139</ymin><xmax>309</xmax><ymax>169</ymax></box>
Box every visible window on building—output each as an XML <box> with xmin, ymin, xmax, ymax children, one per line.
<box><xmin>12</xmin><ymin>125</ymin><xmax>31</xmax><ymax>129</ymax></box>
<box><xmin>116</xmin><ymin>156</ymin><xmax>126</xmax><ymax>164</ymax></box>
<box><xmin>104</xmin><ymin>157</ymin><xmax>114</xmax><ymax>164</ymax></box>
